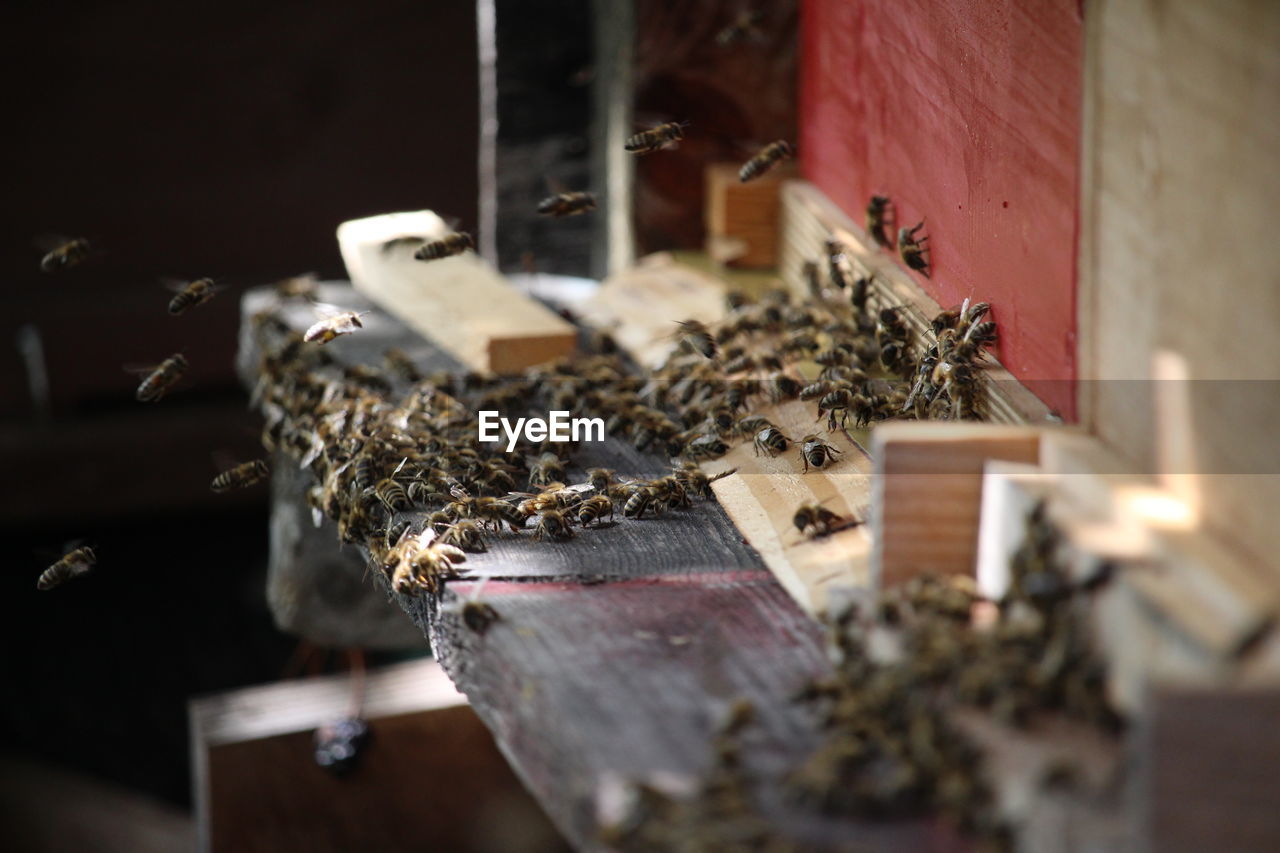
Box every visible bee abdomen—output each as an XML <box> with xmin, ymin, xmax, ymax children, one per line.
<box><xmin>211</xmin><ymin>459</ymin><xmax>270</xmax><ymax>492</ymax></box>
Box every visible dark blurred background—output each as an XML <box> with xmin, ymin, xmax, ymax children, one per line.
<box><xmin>0</xmin><ymin>0</ymin><xmax>477</xmax><ymax>823</ymax></box>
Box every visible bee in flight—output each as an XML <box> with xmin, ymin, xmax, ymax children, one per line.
<box><xmin>167</xmin><ymin>277</ymin><xmax>218</xmax><ymax>315</ymax></box>
<box><xmin>134</xmin><ymin>353</ymin><xmax>188</xmax><ymax>402</ymax></box>
<box><xmin>273</xmin><ymin>273</ymin><xmax>320</xmax><ymax>301</ymax></box>
<box><xmin>674</xmin><ymin>319</ymin><xmax>717</xmax><ymax>359</ymax></box>
<box><xmin>304</xmin><ymin>307</ymin><xmax>366</xmax><ymax>344</ymax></box>
<box><xmin>37</xmin><ymin>546</ymin><xmax>97</xmax><ymax>591</ymax></box>
<box><xmin>537</xmin><ymin>191</ymin><xmax>597</xmax><ymax>217</ymax></box>
<box><xmin>716</xmin><ymin>9</ymin><xmax>764</xmax><ymax>46</ymax></box>
<box><xmin>625</xmin><ymin>121</ymin><xmax>688</xmax><ymax>155</ymax></box>
<box><xmin>414</xmin><ymin>231</ymin><xmax>475</xmax><ymax>262</ymax></box>
<box><xmin>211</xmin><ymin>459</ymin><xmax>270</xmax><ymax>492</ymax></box>
<box><xmin>738</xmin><ymin>140</ymin><xmax>795</xmax><ymax>182</ymax></box>
<box><xmin>39</xmin><ymin>236</ymin><xmax>92</xmax><ymax>273</ymax></box>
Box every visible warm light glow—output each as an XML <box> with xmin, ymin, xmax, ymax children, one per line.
<box><xmin>1116</xmin><ymin>485</ymin><xmax>1198</xmax><ymax>530</ymax></box>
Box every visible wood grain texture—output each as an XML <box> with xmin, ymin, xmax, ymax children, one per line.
<box><xmin>1079</xmin><ymin>0</ymin><xmax>1280</xmax><ymax>576</ymax></box>
<box><xmin>872</xmin><ymin>422</ymin><xmax>1043</xmax><ymax>588</ymax></box>
<box><xmin>337</xmin><ymin>211</ymin><xmax>577</xmax><ymax>373</ymax></box>
<box><xmin>800</xmin><ymin>0</ymin><xmax>1082</xmax><ymax>418</ymax></box>
<box><xmin>705</xmin><ymin>162</ymin><xmax>797</xmax><ymax>268</ymax></box>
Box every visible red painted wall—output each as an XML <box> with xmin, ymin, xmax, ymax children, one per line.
<box><xmin>800</xmin><ymin>0</ymin><xmax>1081</xmax><ymax>417</ymax></box>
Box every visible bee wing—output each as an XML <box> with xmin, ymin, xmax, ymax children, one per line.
<box><xmin>562</xmin><ymin>483</ymin><xmax>595</xmax><ymax>495</ymax></box>
<box><xmin>123</xmin><ymin>362</ymin><xmax>161</xmax><ymax>375</ymax></box>
<box><xmin>380</xmin><ymin>235</ymin><xmax>426</xmax><ymax>255</ymax></box>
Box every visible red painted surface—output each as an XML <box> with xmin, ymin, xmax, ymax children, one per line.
<box><xmin>800</xmin><ymin>0</ymin><xmax>1081</xmax><ymax>417</ymax></box>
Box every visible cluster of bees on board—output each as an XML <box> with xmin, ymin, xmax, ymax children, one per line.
<box><xmin>603</xmin><ymin>503</ymin><xmax>1122</xmax><ymax>853</ymax></box>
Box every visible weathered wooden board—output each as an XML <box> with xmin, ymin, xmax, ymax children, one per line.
<box><xmin>337</xmin><ymin>211</ymin><xmax>577</xmax><ymax>373</ymax></box>
<box><xmin>705</xmin><ymin>162</ymin><xmax>798</xmax><ymax>269</ymax></box>
<box><xmin>1078</xmin><ymin>0</ymin><xmax>1280</xmax><ymax>580</ymax></box>
<box><xmin>190</xmin><ymin>659</ymin><xmax>567</xmax><ymax>853</ymax></box>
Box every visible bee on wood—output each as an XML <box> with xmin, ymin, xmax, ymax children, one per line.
<box><xmin>801</xmin><ymin>260</ymin><xmax>824</xmax><ymax>298</ymax></box>
<box><xmin>537</xmin><ymin>191</ymin><xmax>597</xmax><ymax>217</ymax></box>
<box><xmin>167</xmin><ymin>277</ymin><xmax>218</xmax><ymax>315</ymax></box>
<box><xmin>825</xmin><ymin>239</ymin><xmax>855</xmax><ymax>291</ymax></box>
<box><xmin>793</xmin><ymin>503</ymin><xmax>860</xmax><ymax>538</ymax></box>
<box><xmin>454</xmin><ymin>600</ymin><xmax>501</xmax><ymax>635</ymax></box>
<box><xmin>577</xmin><ymin>495</ymin><xmax>615</xmax><ymax>527</ymax></box>
<box><xmin>671</xmin><ymin>463</ymin><xmax>735</xmax><ymax>499</ymax></box>
<box><xmin>799</xmin><ymin>434</ymin><xmax>842</xmax><ymax>473</ymax></box>
<box><xmin>866</xmin><ymin>195</ymin><xmax>892</xmax><ymax>247</ymax></box>
<box><xmin>675</xmin><ymin>320</ymin><xmax>717</xmax><ymax>359</ymax></box>
<box><xmin>715</xmin><ymin>9</ymin><xmax>764</xmax><ymax>46</ymax></box>
<box><xmin>738</xmin><ymin>140</ymin><xmax>795</xmax><ymax>182</ymax></box>
<box><xmin>527</xmin><ymin>452</ymin><xmax>566</xmax><ymax>488</ymax></box>
<box><xmin>304</xmin><ymin>309</ymin><xmax>365</xmax><ymax>344</ymax></box>
<box><xmin>681</xmin><ymin>434</ymin><xmax>729</xmax><ymax>462</ymax></box>
<box><xmin>414</xmin><ymin>231</ymin><xmax>475</xmax><ymax>262</ymax></box>
<box><xmin>437</xmin><ymin>520</ymin><xmax>487</xmax><ymax>552</ymax></box>
<box><xmin>39</xmin><ymin>236</ymin><xmax>92</xmax><ymax>273</ymax></box>
<box><xmin>400</xmin><ymin>532</ymin><xmax>467</xmax><ymax>596</ymax></box>
<box><xmin>753</xmin><ymin>425</ymin><xmax>790</xmax><ymax>457</ymax></box>
<box><xmin>273</xmin><ymin>273</ymin><xmax>320</xmax><ymax>301</ymax></box>
<box><xmin>817</xmin><ymin>388</ymin><xmax>856</xmax><ymax>431</ymax></box>
<box><xmin>530</xmin><ymin>509</ymin><xmax>575</xmax><ymax>541</ymax></box>
<box><xmin>211</xmin><ymin>459</ymin><xmax>270</xmax><ymax>492</ymax></box>
<box><xmin>587</xmin><ymin>468</ymin><xmax>616</xmax><ymax>491</ymax></box>
<box><xmin>37</xmin><ymin>546</ymin><xmax>96</xmax><ymax>591</ymax></box>
<box><xmin>374</xmin><ymin>477</ymin><xmax>410</xmax><ymax>512</ymax></box>
<box><xmin>134</xmin><ymin>353</ymin><xmax>188</xmax><ymax>402</ymax></box>
<box><xmin>898</xmin><ymin>221</ymin><xmax>930</xmax><ymax>278</ymax></box>
<box><xmin>625</xmin><ymin>121</ymin><xmax>687</xmax><ymax>154</ymax></box>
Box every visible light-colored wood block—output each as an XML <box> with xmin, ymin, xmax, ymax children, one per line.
<box><xmin>705</xmin><ymin>162</ymin><xmax>796</xmax><ymax>268</ymax></box>
<box><xmin>871</xmin><ymin>422</ymin><xmax>1046</xmax><ymax>588</ymax></box>
<box><xmin>337</xmin><ymin>211</ymin><xmax>577</xmax><ymax>373</ymax></box>
<box><xmin>576</xmin><ymin>252</ymin><xmax>728</xmax><ymax>370</ymax></box>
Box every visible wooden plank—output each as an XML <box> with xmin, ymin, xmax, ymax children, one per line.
<box><xmin>336</xmin><ymin>211</ymin><xmax>577</xmax><ymax>373</ymax></box>
<box><xmin>1143</xmin><ymin>686</ymin><xmax>1280</xmax><ymax>852</ymax></box>
<box><xmin>705</xmin><ymin>161</ymin><xmax>797</xmax><ymax>268</ymax></box>
<box><xmin>1080</xmin><ymin>0</ymin><xmax>1280</xmax><ymax>576</ymax></box>
<box><xmin>190</xmin><ymin>659</ymin><xmax>566</xmax><ymax>853</ymax></box>
<box><xmin>780</xmin><ymin>179</ymin><xmax>1057</xmax><ymax>425</ymax></box>
<box><xmin>800</xmin><ymin>0</ymin><xmax>1081</xmax><ymax>418</ymax></box>
<box><xmin>871</xmin><ymin>422</ymin><xmax>1044</xmax><ymax>588</ymax></box>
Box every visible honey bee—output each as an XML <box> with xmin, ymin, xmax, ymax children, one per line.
<box><xmin>374</xmin><ymin>477</ymin><xmax>411</xmax><ymax>512</ymax></box>
<box><xmin>530</xmin><ymin>509</ymin><xmax>575</xmax><ymax>541</ymax></box>
<box><xmin>801</xmin><ymin>260</ymin><xmax>824</xmax><ymax>298</ymax></box>
<box><xmin>414</xmin><ymin>231</ymin><xmax>475</xmax><ymax>261</ymax></box>
<box><xmin>437</xmin><ymin>520</ymin><xmax>487</xmax><ymax>552</ymax></box>
<box><xmin>671</xmin><ymin>464</ymin><xmax>735</xmax><ymax>499</ymax></box>
<box><xmin>527</xmin><ymin>452</ymin><xmax>567</xmax><ymax>488</ymax></box>
<box><xmin>715</xmin><ymin>9</ymin><xmax>764</xmax><ymax>46</ymax></box>
<box><xmin>799</xmin><ymin>434</ymin><xmax>842</xmax><ymax>472</ymax></box>
<box><xmin>681</xmin><ymin>434</ymin><xmax>729</xmax><ymax>461</ymax></box>
<box><xmin>576</xmin><ymin>495</ymin><xmax>615</xmax><ymax>527</ymax></box>
<box><xmin>625</xmin><ymin>121</ymin><xmax>688</xmax><ymax>154</ymax></box>
<box><xmin>753</xmin><ymin>425</ymin><xmax>789</xmax><ymax>457</ymax></box>
<box><xmin>537</xmin><ymin>191</ymin><xmax>597</xmax><ymax>217</ymax></box>
<box><xmin>587</xmin><ymin>468</ymin><xmax>616</xmax><ymax>491</ymax></box>
<box><xmin>825</xmin><ymin>239</ymin><xmax>855</xmax><ymax>291</ymax></box>
<box><xmin>304</xmin><ymin>309</ymin><xmax>365</xmax><ymax>344</ymax></box>
<box><xmin>382</xmin><ymin>348</ymin><xmax>421</xmax><ymax>383</ymax></box>
<box><xmin>37</xmin><ymin>546</ymin><xmax>96</xmax><ymax>591</ymax></box>
<box><xmin>675</xmin><ymin>320</ymin><xmax>717</xmax><ymax>359</ymax></box>
<box><xmin>817</xmin><ymin>388</ymin><xmax>855</xmax><ymax>430</ymax></box>
<box><xmin>399</xmin><ymin>531</ymin><xmax>467</xmax><ymax>595</ymax></box>
<box><xmin>39</xmin><ymin>237</ymin><xmax>92</xmax><ymax>273</ymax></box>
<box><xmin>738</xmin><ymin>140</ymin><xmax>795</xmax><ymax>182</ymax></box>
<box><xmin>211</xmin><ymin>459</ymin><xmax>270</xmax><ymax>492</ymax></box>
<box><xmin>273</xmin><ymin>273</ymin><xmax>320</xmax><ymax>301</ymax></box>
<box><xmin>134</xmin><ymin>353</ymin><xmax>188</xmax><ymax>402</ymax></box>
<box><xmin>167</xmin><ymin>277</ymin><xmax>218</xmax><ymax>315</ymax></box>
<box><xmin>898</xmin><ymin>221</ymin><xmax>930</xmax><ymax>278</ymax></box>
<box><xmin>793</xmin><ymin>503</ymin><xmax>859</xmax><ymax>538</ymax></box>
<box><xmin>866</xmin><ymin>195</ymin><xmax>891</xmax><ymax>247</ymax></box>
<box><xmin>456</xmin><ymin>600</ymin><xmax>501</xmax><ymax>634</ymax></box>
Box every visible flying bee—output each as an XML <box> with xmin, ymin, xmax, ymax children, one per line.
<box><xmin>211</xmin><ymin>459</ymin><xmax>270</xmax><ymax>492</ymax></box>
<box><xmin>715</xmin><ymin>9</ymin><xmax>764</xmax><ymax>45</ymax></box>
<box><xmin>273</xmin><ymin>272</ymin><xmax>320</xmax><ymax>301</ymax></box>
<box><xmin>382</xmin><ymin>348</ymin><xmax>421</xmax><ymax>383</ymax></box>
<box><xmin>753</xmin><ymin>425</ymin><xmax>790</xmax><ymax>457</ymax></box>
<box><xmin>167</xmin><ymin>277</ymin><xmax>218</xmax><ymax>315</ymax></box>
<box><xmin>674</xmin><ymin>319</ymin><xmax>717</xmax><ymax>359</ymax></box>
<box><xmin>738</xmin><ymin>140</ymin><xmax>795</xmax><ymax>182</ymax></box>
<box><xmin>304</xmin><ymin>308</ymin><xmax>366</xmax><ymax>344</ymax></box>
<box><xmin>537</xmin><ymin>191</ymin><xmax>597</xmax><ymax>217</ymax></box>
<box><xmin>414</xmin><ymin>231</ymin><xmax>475</xmax><ymax>261</ymax></box>
<box><xmin>866</xmin><ymin>195</ymin><xmax>892</xmax><ymax>247</ymax></box>
<box><xmin>799</xmin><ymin>434</ymin><xmax>842</xmax><ymax>472</ymax></box>
<box><xmin>134</xmin><ymin>353</ymin><xmax>188</xmax><ymax>402</ymax></box>
<box><xmin>530</xmin><ymin>509</ymin><xmax>575</xmax><ymax>541</ymax></box>
<box><xmin>793</xmin><ymin>503</ymin><xmax>861</xmax><ymax>538</ymax></box>
<box><xmin>898</xmin><ymin>221</ymin><xmax>930</xmax><ymax>278</ymax></box>
<box><xmin>577</xmin><ymin>495</ymin><xmax>615</xmax><ymax>527</ymax></box>
<box><xmin>625</xmin><ymin>121</ymin><xmax>688</xmax><ymax>154</ymax></box>
<box><xmin>37</xmin><ymin>546</ymin><xmax>96</xmax><ymax>591</ymax></box>
<box><xmin>39</xmin><ymin>236</ymin><xmax>92</xmax><ymax>273</ymax></box>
